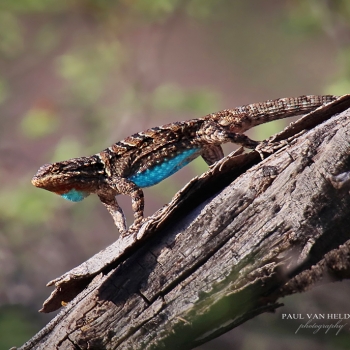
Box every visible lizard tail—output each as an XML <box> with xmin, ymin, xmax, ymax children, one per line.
<box><xmin>207</xmin><ymin>95</ymin><xmax>338</xmax><ymax>133</ymax></box>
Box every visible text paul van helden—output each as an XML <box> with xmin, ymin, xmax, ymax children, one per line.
<box><xmin>281</xmin><ymin>314</ymin><xmax>349</xmax><ymax>335</ymax></box>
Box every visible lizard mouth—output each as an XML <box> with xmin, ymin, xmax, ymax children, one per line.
<box><xmin>31</xmin><ymin>174</ymin><xmax>45</xmax><ymax>187</ymax></box>
<box><xmin>31</xmin><ymin>163</ymin><xmax>69</xmax><ymax>192</ymax></box>
<box><xmin>31</xmin><ymin>172</ymin><xmax>90</xmax><ymax>202</ymax></box>
<box><xmin>31</xmin><ymin>163</ymin><xmax>94</xmax><ymax>196</ymax></box>
<box><xmin>31</xmin><ymin>163</ymin><xmax>54</xmax><ymax>188</ymax></box>
<box><xmin>32</xmin><ymin>164</ymin><xmax>48</xmax><ymax>188</ymax></box>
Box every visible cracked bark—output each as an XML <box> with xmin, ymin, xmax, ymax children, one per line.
<box><xmin>17</xmin><ymin>96</ymin><xmax>350</xmax><ymax>350</ymax></box>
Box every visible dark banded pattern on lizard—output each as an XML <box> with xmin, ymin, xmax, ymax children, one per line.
<box><xmin>32</xmin><ymin>95</ymin><xmax>337</xmax><ymax>235</ymax></box>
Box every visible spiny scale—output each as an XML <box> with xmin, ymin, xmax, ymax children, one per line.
<box><xmin>31</xmin><ymin>95</ymin><xmax>338</xmax><ymax>235</ymax></box>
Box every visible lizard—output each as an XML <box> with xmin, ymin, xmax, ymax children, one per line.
<box><xmin>32</xmin><ymin>95</ymin><xmax>337</xmax><ymax>235</ymax></box>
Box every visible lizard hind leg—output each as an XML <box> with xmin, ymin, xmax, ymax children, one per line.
<box><xmin>201</xmin><ymin>145</ymin><xmax>224</xmax><ymax>166</ymax></box>
<box><xmin>226</xmin><ymin>132</ymin><xmax>260</xmax><ymax>149</ymax></box>
<box><xmin>200</xmin><ymin>121</ymin><xmax>260</xmax><ymax>149</ymax></box>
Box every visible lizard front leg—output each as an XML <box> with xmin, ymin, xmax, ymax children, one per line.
<box><xmin>103</xmin><ymin>177</ymin><xmax>145</xmax><ymax>236</ymax></box>
<box><xmin>98</xmin><ymin>192</ymin><xmax>128</xmax><ymax>233</ymax></box>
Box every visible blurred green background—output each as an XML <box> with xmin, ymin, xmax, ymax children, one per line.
<box><xmin>1</xmin><ymin>0</ymin><xmax>350</xmax><ymax>349</ymax></box>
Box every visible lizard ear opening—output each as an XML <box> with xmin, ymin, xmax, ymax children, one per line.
<box><xmin>60</xmin><ymin>189</ymin><xmax>90</xmax><ymax>202</ymax></box>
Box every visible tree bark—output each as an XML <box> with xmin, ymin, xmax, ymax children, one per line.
<box><xmin>17</xmin><ymin>96</ymin><xmax>350</xmax><ymax>350</ymax></box>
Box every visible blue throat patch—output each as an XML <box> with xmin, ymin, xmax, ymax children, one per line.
<box><xmin>129</xmin><ymin>148</ymin><xmax>200</xmax><ymax>188</ymax></box>
<box><xmin>61</xmin><ymin>189</ymin><xmax>90</xmax><ymax>202</ymax></box>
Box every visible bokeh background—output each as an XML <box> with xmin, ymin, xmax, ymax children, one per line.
<box><xmin>1</xmin><ymin>1</ymin><xmax>350</xmax><ymax>349</ymax></box>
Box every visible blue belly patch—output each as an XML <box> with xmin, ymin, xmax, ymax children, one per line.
<box><xmin>61</xmin><ymin>189</ymin><xmax>90</xmax><ymax>202</ymax></box>
<box><xmin>129</xmin><ymin>148</ymin><xmax>200</xmax><ymax>188</ymax></box>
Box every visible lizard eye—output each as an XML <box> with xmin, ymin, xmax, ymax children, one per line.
<box><xmin>51</xmin><ymin>167</ymin><xmax>61</xmax><ymax>174</ymax></box>
<box><xmin>44</xmin><ymin>164</ymin><xmax>64</xmax><ymax>175</ymax></box>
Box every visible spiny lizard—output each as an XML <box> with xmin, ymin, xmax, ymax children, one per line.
<box><xmin>32</xmin><ymin>95</ymin><xmax>337</xmax><ymax>235</ymax></box>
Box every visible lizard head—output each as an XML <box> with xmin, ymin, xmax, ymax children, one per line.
<box><xmin>31</xmin><ymin>156</ymin><xmax>104</xmax><ymax>202</ymax></box>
